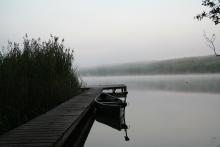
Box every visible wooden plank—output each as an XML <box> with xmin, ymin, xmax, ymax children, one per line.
<box><xmin>0</xmin><ymin>143</ymin><xmax>52</xmax><ymax>147</ymax></box>
<box><xmin>87</xmin><ymin>84</ymin><xmax>127</xmax><ymax>93</ymax></box>
<box><xmin>0</xmin><ymin>87</ymin><xmax>102</xmax><ymax>147</ymax></box>
<box><xmin>0</xmin><ymin>85</ymin><xmax>126</xmax><ymax>147</ymax></box>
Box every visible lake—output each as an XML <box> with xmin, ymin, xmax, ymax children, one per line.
<box><xmin>82</xmin><ymin>74</ymin><xmax>220</xmax><ymax>147</ymax></box>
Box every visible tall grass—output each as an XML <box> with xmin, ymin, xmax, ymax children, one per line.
<box><xmin>0</xmin><ymin>35</ymin><xmax>81</xmax><ymax>134</ymax></box>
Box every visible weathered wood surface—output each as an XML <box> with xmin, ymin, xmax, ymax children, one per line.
<box><xmin>0</xmin><ymin>84</ymin><xmax>127</xmax><ymax>147</ymax></box>
<box><xmin>88</xmin><ymin>84</ymin><xmax>127</xmax><ymax>92</ymax></box>
<box><xmin>0</xmin><ymin>88</ymin><xmax>102</xmax><ymax>147</ymax></box>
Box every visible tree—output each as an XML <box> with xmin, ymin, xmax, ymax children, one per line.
<box><xmin>203</xmin><ymin>31</ymin><xmax>219</xmax><ymax>56</ymax></box>
<box><xmin>196</xmin><ymin>0</ymin><xmax>220</xmax><ymax>25</ymax></box>
<box><xmin>196</xmin><ymin>1</ymin><xmax>220</xmax><ymax>56</ymax></box>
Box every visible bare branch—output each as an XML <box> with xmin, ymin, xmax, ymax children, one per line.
<box><xmin>203</xmin><ymin>31</ymin><xmax>219</xmax><ymax>56</ymax></box>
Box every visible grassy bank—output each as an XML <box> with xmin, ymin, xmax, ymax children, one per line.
<box><xmin>80</xmin><ymin>56</ymin><xmax>220</xmax><ymax>76</ymax></box>
<box><xmin>0</xmin><ymin>35</ymin><xmax>81</xmax><ymax>135</ymax></box>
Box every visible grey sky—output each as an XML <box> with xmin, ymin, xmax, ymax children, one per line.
<box><xmin>0</xmin><ymin>0</ymin><xmax>219</xmax><ymax>67</ymax></box>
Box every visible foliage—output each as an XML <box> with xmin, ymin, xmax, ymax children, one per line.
<box><xmin>80</xmin><ymin>56</ymin><xmax>220</xmax><ymax>76</ymax></box>
<box><xmin>196</xmin><ymin>0</ymin><xmax>220</xmax><ymax>25</ymax></box>
<box><xmin>0</xmin><ymin>35</ymin><xmax>81</xmax><ymax>134</ymax></box>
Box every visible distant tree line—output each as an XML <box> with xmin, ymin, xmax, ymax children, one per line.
<box><xmin>80</xmin><ymin>56</ymin><xmax>220</xmax><ymax>76</ymax></box>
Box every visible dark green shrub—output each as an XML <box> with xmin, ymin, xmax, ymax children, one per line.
<box><xmin>0</xmin><ymin>35</ymin><xmax>81</xmax><ymax>134</ymax></box>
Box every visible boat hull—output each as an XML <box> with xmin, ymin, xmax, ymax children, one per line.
<box><xmin>95</xmin><ymin>93</ymin><xmax>125</xmax><ymax>116</ymax></box>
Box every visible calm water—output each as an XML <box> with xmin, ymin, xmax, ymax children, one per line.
<box><xmin>83</xmin><ymin>74</ymin><xmax>220</xmax><ymax>147</ymax></box>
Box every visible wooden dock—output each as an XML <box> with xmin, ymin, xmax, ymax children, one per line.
<box><xmin>0</xmin><ymin>84</ymin><xmax>127</xmax><ymax>147</ymax></box>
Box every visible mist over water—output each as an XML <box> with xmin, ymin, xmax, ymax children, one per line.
<box><xmin>83</xmin><ymin>74</ymin><xmax>220</xmax><ymax>147</ymax></box>
<box><xmin>83</xmin><ymin>74</ymin><xmax>220</xmax><ymax>94</ymax></box>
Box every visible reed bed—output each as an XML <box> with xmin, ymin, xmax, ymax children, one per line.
<box><xmin>0</xmin><ymin>35</ymin><xmax>81</xmax><ymax>134</ymax></box>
